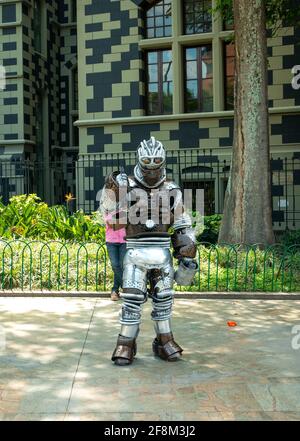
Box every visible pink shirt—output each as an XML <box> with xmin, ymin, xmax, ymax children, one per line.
<box><xmin>105</xmin><ymin>213</ymin><xmax>126</xmax><ymax>244</ymax></box>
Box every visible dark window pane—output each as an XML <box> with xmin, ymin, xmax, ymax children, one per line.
<box><xmin>33</xmin><ymin>0</ymin><xmax>42</xmax><ymax>53</ymax></box>
<box><xmin>223</xmin><ymin>3</ymin><xmax>234</xmax><ymax>30</ymax></box>
<box><xmin>202</xmin><ymin>98</ymin><xmax>213</xmax><ymax>112</ymax></box>
<box><xmin>224</xmin><ymin>42</ymin><xmax>235</xmax><ymax>110</ymax></box>
<box><xmin>146</xmin><ymin>0</ymin><xmax>172</xmax><ymax>39</ymax></box>
<box><xmin>202</xmin><ymin>79</ymin><xmax>213</xmax><ymax>111</ymax></box>
<box><xmin>184</xmin><ymin>45</ymin><xmax>213</xmax><ymax>113</ymax></box>
<box><xmin>71</xmin><ymin>0</ymin><xmax>77</xmax><ymax>22</ymax></box>
<box><xmin>183</xmin><ymin>0</ymin><xmax>212</xmax><ymax>35</ymax></box>
<box><xmin>2</xmin><ymin>4</ymin><xmax>16</xmax><ymax>23</ymax></box>
<box><xmin>72</xmin><ymin>67</ymin><xmax>78</xmax><ymax>110</ymax></box>
<box><xmin>186</xmin><ymin>99</ymin><xmax>198</xmax><ymax>112</ymax></box>
<box><xmin>146</xmin><ymin>49</ymin><xmax>173</xmax><ymax>115</ymax></box>
<box><xmin>201</xmin><ymin>46</ymin><xmax>212</xmax><ymax>59</ymax></box>
<box><xmin>163</xmin><ymin>81</ymin><xmax>173</xmax><ymax>114</ymax></box>
<box><xmin>148</xmin><ymin>96</ymin><xmax>159</xmax><ymax>115</ymax></box>
<box><xmin>226</xmin><ymin>77</ymin><xmax>234</xmax><ymax>109</ymax></box>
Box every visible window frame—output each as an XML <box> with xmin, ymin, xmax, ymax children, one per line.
<box><xmin>184</xmin><ymin>44</ymin><xmax>213</xmax><ymax>113</ymax></box>
<box><xmin>33</xmin><ymin>0</ymin><xmax>47</xmax><ymax>57</ymax></box>
<box><xmin>223</xmin><ymin>41</ymin><xmax>235</xmax><ymax>111</ymax></box>
<box><xmin>145</xmin><ymin>48</ymin><xmax>173</xmax><ymax>116</ymax></box>
<box><xmin>144</xmin><ymin>0</ymin><xmax>172</xmax><ymax>39</ymax></box>
<box><xmin>71</xmin><ymin>0</ymin><xmax>77</xmax><ymax>23</ymax></box>
<box><xmin>182</xmin><ymin>0</ymin><xmax>213</xmax><ymax>36</ymax></box>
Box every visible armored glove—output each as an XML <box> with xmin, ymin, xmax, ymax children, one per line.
<box><xmin>174</xmin><ymin>257</ymin><xmax>198</xmax><ymax>286</ymax></box>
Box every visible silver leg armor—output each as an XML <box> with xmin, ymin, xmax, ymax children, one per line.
<box><xmin>119</xmin><ymin>238</ymin><xmax>174</xmax><ymax>338</ymax></box>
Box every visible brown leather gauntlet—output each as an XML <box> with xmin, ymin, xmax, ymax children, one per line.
<box><xmin>172</xmin><ymin>228</ymin><xmax>197</xmax><ymax>259</ymax></box>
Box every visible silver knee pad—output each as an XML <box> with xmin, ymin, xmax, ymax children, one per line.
<box><xmin>122</xmin><ymin>262</ymin><xmax>147</xmax><ymax>293</ymax></box>
<box><xmin>151</xmin><ymin>289</ymin><xmax>174</xmax><ymax>321</ymax></box>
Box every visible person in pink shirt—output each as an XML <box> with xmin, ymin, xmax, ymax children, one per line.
<box><xmin>105</xmin><ymin>212</ymin><xmax>126</xmax><ymax>301</ymax></box>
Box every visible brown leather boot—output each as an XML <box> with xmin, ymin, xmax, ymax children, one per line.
<box><xmin>152</xmin><ymin>332</ymin><xmax>183</xmax><ymax>361</ymax></box>
<box><xmin>111</xmin><ymin>334</ymin><xmax>137</xmax><ymax>366</ymax></box>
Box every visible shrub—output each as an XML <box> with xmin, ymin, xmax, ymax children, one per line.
<box><xmin>279</xmin><ymin>229</ymin><xmax>300</xmax><ymax>249</ymax></box>
<box><xmin>0</xmin><ymin>194</ymin><xmax>105</xmax><ymax>242</ymax></box>
<box><xmin>196</xmin><ymin>214</ymin><xmax>222</xmax><ymax>244</ymax></box>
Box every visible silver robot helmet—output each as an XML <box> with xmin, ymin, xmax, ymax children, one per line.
<box><xmin>134</xmin><ymin>136</ymin><xmax>166</xmax><ymax>188</ymax></box>
<box><xmin>137</xmin><ymin>136</ymin><xmax>166</xmax><ymax>170</ymax></box>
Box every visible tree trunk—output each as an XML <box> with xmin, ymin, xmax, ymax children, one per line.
<box><xmin>218</xmin><ymin>0</ymin><xmax>275</xmax><ymax>247</ymax></box>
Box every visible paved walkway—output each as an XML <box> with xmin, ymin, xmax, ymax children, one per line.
<box><xmin>0</xmin><ymin>297</ymin><xmax>300</xmax><ymax>421</ymax></box>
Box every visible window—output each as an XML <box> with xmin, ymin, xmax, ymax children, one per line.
<box><xmin>145</xmin><ymin>0</ymin><xmax>172</xmax><ymax>38</ymax></box>
<box><xmin>224</xmin><ymin>42</ymin><xmax>235</xmax><ymax>110</ymax></box>
<box><xmin>223</xmin><ymin>17</ymin><xmax>234</xmax><ymax>31</ymax></box>
<box><xmin>71</xmin><ymin>67</ymin><xmax>78</xmax><ymax>111</ymax></box>
<box><xmin>33</xmin><ymin>1</ymin><xmax>42</xmax><ymax>53</ymax></box>
<box><xmin>2</xmin><ymin>4</ymin><xmax>16</xmax><ymax>23</ymax></box>
<box><xmin>36</xmin><ymin>92</ymin><xmax>44</xmax><ymax>161</ymax></box>
<box><xmin>184</xmin><ymin>45</ymin><xmax>213</xmax><ymax>113</ymax></box>
<box><xmin>71</xmin><ymin>0</ymin><xmax>77</xmax><ymax>22</ymax></box>
<box><xmin>183</xmin><ymin>0</ymin><xmax>212</xmax><ymax>35</ymax></box>
<box><xmin>183</xmin><ymin>180</ymin><xmax>215</xmax><ymax>215</ymax></box>
<box><xmin>222</xmin><ymin>4</ymin><xmax>234</xmax><ymax>30</ymax></box>
<box><xmin>146</xmin><ymin>50</ymin><xmax>173</xmax><ymax>115</ymax></box>
<box><xmin>72</xmin><ymin>116</ymin><xmax>79</xmax><ymax>147</ymax></box>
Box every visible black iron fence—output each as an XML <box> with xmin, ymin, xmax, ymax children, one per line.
<box><xmin>0</xmin><ymin>149</ymin><xmax>299</xmax><ymax>230</ymax></box>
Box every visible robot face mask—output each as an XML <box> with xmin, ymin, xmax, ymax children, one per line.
<box><xmin>135</xmin><ymin>137</ymin><xmax>166</xmax><ymax>188</ymax></box>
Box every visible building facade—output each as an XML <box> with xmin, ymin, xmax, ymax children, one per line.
<box><xmin>0</xmin><ymin>0</ymin><xmax>300</xmax><ymax>230</ymax></box>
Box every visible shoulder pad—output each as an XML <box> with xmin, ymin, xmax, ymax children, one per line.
<box><xmin>164</xmin><ymin>181</ymin><xmax>180</xmax><ymax>191</ymax></box>
<box><xmin>128</xmin><ymin>177</ymin><xmax>138</xmax><ymax>188</ymax></box>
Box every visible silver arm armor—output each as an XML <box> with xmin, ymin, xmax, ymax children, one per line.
<box><xmin>170</xmin><ymin>187</ymin><xmax>197</xmax><ymax>259</ymax></box>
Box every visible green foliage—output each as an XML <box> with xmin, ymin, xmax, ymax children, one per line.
<box><xmin>213</xmin><ymin>0</ymin><xmax>300</xmax><ymax>36</ymax></box>
<box><xmin>0</xmin><ymin>240</ymin><xmax>299</xmax><ymax>292</ymax></box>
<box><xmin>265</xmin><ymin>0</ymin><xmax>300</xmax><ymax>34</ymax></box>
<box><xmin>197</xmin><ymin>214</ymin><xmax>222</xmax><ymax>244</ymax></box>
<box><xmin>279</xmin><ymin>229</ymin><xmax>300</xmax><ymax>249</ymax></box>
<box><xmin>0</xmin><ymin>194</ymin><xmax>105</xmax><ymax>242</ymax></box>
<box><xmin>188</xmin><ymin>243</ymin><xmax>300</xmax><ymax>292</ymax></box>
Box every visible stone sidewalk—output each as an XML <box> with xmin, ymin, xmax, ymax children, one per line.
<box><xmin>0</xmin><ymin>297</ymin><xmax>300</xmax><ymax>421</ymax></box>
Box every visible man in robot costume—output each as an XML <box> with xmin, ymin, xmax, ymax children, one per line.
<box><xmin>102</xmin><ymin>137</ymin><xmax>197</xmax><ymax>366</ymax></box>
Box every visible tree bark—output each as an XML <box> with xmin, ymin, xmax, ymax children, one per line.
<box><xmin>218</xmin><ymin>0</ymin><xmax>275</xmax><ymax>247</ymax></box>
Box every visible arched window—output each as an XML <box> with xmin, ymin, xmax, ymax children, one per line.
<box><xmin>145</xmin><ymin>0</ymin><xmax>172</xmax><ymax>38</ymax></box>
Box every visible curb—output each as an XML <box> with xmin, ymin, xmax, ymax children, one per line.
<box><xmin>0</xmin><ymin>291</ymin><xmax>300</xmax><ymax>300</ymax></box>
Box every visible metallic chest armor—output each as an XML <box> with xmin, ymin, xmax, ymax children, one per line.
<box><xmin>125</xmin><ymin>177</ymin><xmax>181</xmax><ymax>238</ymax></box>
